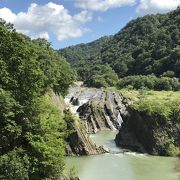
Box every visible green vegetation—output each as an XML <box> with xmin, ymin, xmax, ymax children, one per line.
<box><xmin>120</xmin><ymin>89</ymin><xmax>180</xmax><ymax>156</ymax></box>
<box><xmin>0</xmin><ymin>19</ymin><xmax>75</xmax><ymax>179</ymax></box>
<box><xmin>58</xmin><ymin>37</ymin><xmax>114</xmax><ymax>87</ymax></box>
<box><xmin>84</xmin><ymin>64</ymin><xmax>118</xmax><ymax>88</ymax></box>
<box><xmin>59</xmin><ymin>8</ymin><xmax>180</xmax><ymax>89</ymax></box>
<box><xmin>132</xmin><ymin>95</ymin><xmax>179</xmax><ymax>122</ymax></box>
<box><xmin>120</xmin><ymin>89</ymin><xmax>180</xmax><ymax>104</ymax></box>
<box><xmin>118</xmin><ymin>75</ymin><xmax>180</xmax><ymax>91</ymax></box>
<box><xmin>58</xmin><ymin>36</ymin><xmax>112</xmax><ymax>68</ymax></box>
<box><xmin>0</xmin><ymin>5</ymin><xmax>179</xmax><ymax>179</ymax></box>
<box><xmin>101</xmin><ymin>7</ymin><xmax>180</xmax><ymax>78</ymax></box>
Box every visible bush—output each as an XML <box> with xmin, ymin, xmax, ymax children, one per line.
<box><xmin>0</xmin><ymin>149</ymin><xmax>30</xmax><ymax>180</ymax></box>
<box><xmin>163</xmin><ymin>138</ymin><xmax>180</xmax><ymax>156</ymax></box>
<box><xmin>84</xmin><ymin>65</ymin><xmax>118</xmax><ymax>88</ymax></box>
<box><xmin>118</xmin><ymin>75</ymin><xmax>180</xmax><ymax>91</ymax></box>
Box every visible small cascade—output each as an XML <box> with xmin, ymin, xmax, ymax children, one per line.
<box><xmin>65</xmin><ymin>87</ymin><xmax>94</xmax><ymax>117</ymax></box>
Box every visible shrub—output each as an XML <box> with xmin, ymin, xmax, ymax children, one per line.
<box><xmin>118</xmin><ymin>75</ymin><xmax>180</xmax><ymax>91</ymax></box>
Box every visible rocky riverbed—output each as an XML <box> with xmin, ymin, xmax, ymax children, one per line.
<box><xmin>64</xmin><ymin>86</ymin><xmax>180</xmax><ymax>156</ymax></box>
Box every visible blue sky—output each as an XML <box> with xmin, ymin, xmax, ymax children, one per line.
<box><xmin>0</xmin><ymin>0</ymin><xmax>179</xmax><ymax>49</ymax></box>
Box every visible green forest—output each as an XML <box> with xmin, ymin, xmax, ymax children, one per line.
<box><xmin>59</xmin><ymin>7</ymin><xmax>180</xmax><ymax>90</ymax></box>
<box><xmin>0</xmin><ymin>19</ymin><xmax>75</xmax><ymax>179</ymax></box>
<box><xmin>0</xmin><ymin>6</ymin><xmax>180</xmax><ymax>180</ymax></box>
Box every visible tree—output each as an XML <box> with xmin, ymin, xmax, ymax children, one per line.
<box><xmin>0</xmin><ymin>19</ymin><xmax>75</xmax><ymax>179</ymax></box>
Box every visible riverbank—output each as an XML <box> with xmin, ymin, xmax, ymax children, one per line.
<box><xmin>114</xmin><ymin>89</ymin><xmax>180</xmax><ymax>156</ymax></box>
<box><xmin>66</xmin><ymin>85</ymin><xmax>180</xmax><ymax>156</ymax></box>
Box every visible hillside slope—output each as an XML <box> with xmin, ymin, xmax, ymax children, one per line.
<box><xmin>102</xmin><ymin>7</ymin><xmax>180</xmax><ymax>77</ymax></box>
<box><xmin>58</xmin><ymin>36</ymin><xmax>112</xmax><ymax>68</ymax></box>
<box><xmin>58</xmin><ymin>8</ymin><xmax>180</xmax><ymax>87</ymax></box>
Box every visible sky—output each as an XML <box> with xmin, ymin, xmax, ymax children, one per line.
<box><xmin>0</xmin><ymin>0</ymin><xmax>179</xmax><ymax>49</ymax></box>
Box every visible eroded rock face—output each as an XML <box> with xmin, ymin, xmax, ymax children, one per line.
<box><xmin>50</xmin><ymin>90</ymin><xmax>107</xmax><ymax>156</ymax></box>
<box><xmin>70</xmin><ymin>97</ymin><xmax>80</xmax><ymax>106</ymax></box>
<box><xmin>76</xmin><ymin>90</ymin><xmax>130</xmax><ymax>133</ymax></box>
<box><xmin>65</xmin><ymin>86</ymin><xmax>131</xmax><ymax>135</ymax></box>
<box><xmin>64</xmin><ymin>88</ymin><xmax>110</xmax><ymax>155</ymax></box>
<box><xmin>64</xmin><ymin>87</ymin><xmax>180</xmax><ymax>156</ymax></box>
<box><xmin>115</xmin><ymin>109</ymin><xmax>180</xmax><ymax>156</ymax></box>
<box><xmin>66</xmin><ymin>122</ymin><xmax>108</xmax><ymax>156</ymax></box>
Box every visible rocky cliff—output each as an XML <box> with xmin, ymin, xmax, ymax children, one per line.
<box><xmin>64</xmin><ymin>87</ymin><xmax>180</xmax><ymax>156</ymax></box>
<box><xmin>66</xmin><ymin>118</ymin><xmax>108</xmax><ymax>156</ymax></box>
<box><xmin>115</xmin><ymin>106</ymin><xmax>180</xmax><ymax>156</ymax></box>
<box><xmin>70</xmin><ymin>88</ymin><xmax>129</xmax><ymax>133</ymax></box>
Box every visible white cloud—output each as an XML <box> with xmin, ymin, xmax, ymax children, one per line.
<box><xmin>32</xmin><ymin>32</ymin><xmax>50</xmax><ymax>40</ymax></box>
<box><xmin>137</xmin><ymin>0</ymin><xmax>180</xmax><ymax>14</ymax></box>
<box><xmin>75</xmin><ymin>0</ymin><xmax>135</xmax><ymax>11</ymax></box>
<box><xmin>0</xmin><ymin>7</ymin><xmax>16</xmax><ymax>22</ymax></box>
<box><xmin>0</xmin><ymin>2</ymin><xmax>92</xmax><ymax>41</ymax></box>
<box><xmin>74</xmin><ymin>10</ymin><xmax>92</xmax><ymax>23</ymax></box>
<box><xmin>97</xmin><ymin>16</ymin><xmax>104</xmax><ymax>22</ymax></box>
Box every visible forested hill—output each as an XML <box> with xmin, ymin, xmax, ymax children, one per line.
<box><xmin>58</xmin><ymin>7</ymin><xmax>180</xmax><ymax>89</ymax></box>
<box><xmin>58</xmin><ymin>36</ymin><xmax>112</xmax><ymax>67</ymax></box>
<box><xmin>102</xmin><ymin>7</ymin><xmax>180</xmax><ymax>78</ymax></box>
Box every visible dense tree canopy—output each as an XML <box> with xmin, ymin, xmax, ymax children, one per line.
<box><xmin>0</xmin><ymin>19</ymin><xmax>75</xmax><ymax>179</ymax></box>
<box><xmin>59</xmin><ymin>7</ymin><xmax>180</xmax><ymax>89</ymax></box>
<box><xmin>102</xmin><ymin>7</ymin><xmax>180</xmax><ymax>78</ymax></box>
<box><xmin>58</xmin><ymin>36</ymin><xmax>113</xmax><ymax>87</ymax></box>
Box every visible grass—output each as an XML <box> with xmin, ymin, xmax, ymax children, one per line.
<box><xmin>104</xmin><ymin>87</ymin><xmax>180</xmax><ymax>121</ymax></box>
<box><xmin>119</xmin><ymin>89</ymin><xmax>180</xmax><ymax>103</ymax></box>
<box><xmin>118</xmin><ymin>89</ymin><xmax>180</xmax><ymax>121</ymax></box>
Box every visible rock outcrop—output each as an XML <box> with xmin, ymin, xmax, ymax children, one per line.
<box><xmin>65</xmin><ymin>86</ymin><xmax>180</xmax><ymax>156</ymax></box>
<box><xmin>115</xmin><ymin>109</ymin><xmax>180</xmax><ymax>156</ymax></box>
<box><xmin>51</xmin><ymin>90</ymin><xmax>107</xmax><ymax>156</ymax></box>
<box><xmin>77</xmin><ymin>90</ymin><xmax>129</xmax><ymax>133</ymax></box>
<box><xmin>66</xmin><ymin>119</ymin><xmax>108</xmax><ymax>156</ymax></box>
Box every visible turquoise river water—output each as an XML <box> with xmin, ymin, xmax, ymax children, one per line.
<box><xmin>65</xmin><ymin>130</ymin><xmax>180</xmax><ymax>180</ymax></box>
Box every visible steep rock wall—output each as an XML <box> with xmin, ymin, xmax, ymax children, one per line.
<box><xmin>77</xmin><ymin>90</ymin><xmax>129</xmax><ymax>133</ymax></box>
<box><xmin>66</xmin><ymin>119</ymin><xmax>108</xmax><ymax>156</ymax></box>
<box><xmin>115</xmin><ymin>109</ymin><xmax>180</xmax><ymax>156</ymax></box>
<box><xmin>65</xmin><ymin>86</ymin><xmax>180</xmax><ymax>156</ymax></box>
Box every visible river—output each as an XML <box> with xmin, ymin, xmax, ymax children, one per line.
<box><xmin>65</xmin><ymin>87</ymin><xmax>180</xmax><ymax>180</ymax></box>
<box><xmin>65</xmin><ymin>130</ymin><xmax>179</xmax><ymax>180</ymax></box>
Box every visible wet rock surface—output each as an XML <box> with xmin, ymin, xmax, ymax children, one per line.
<box><xmin>50</xmin><ymin>90</ymin><xmax>107</xmax><ymax>156</ymax></box>
<box><xmin>66</xmin><ymin>125</ymin><xmax>109</xmax><ymax>156</ymax></box>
